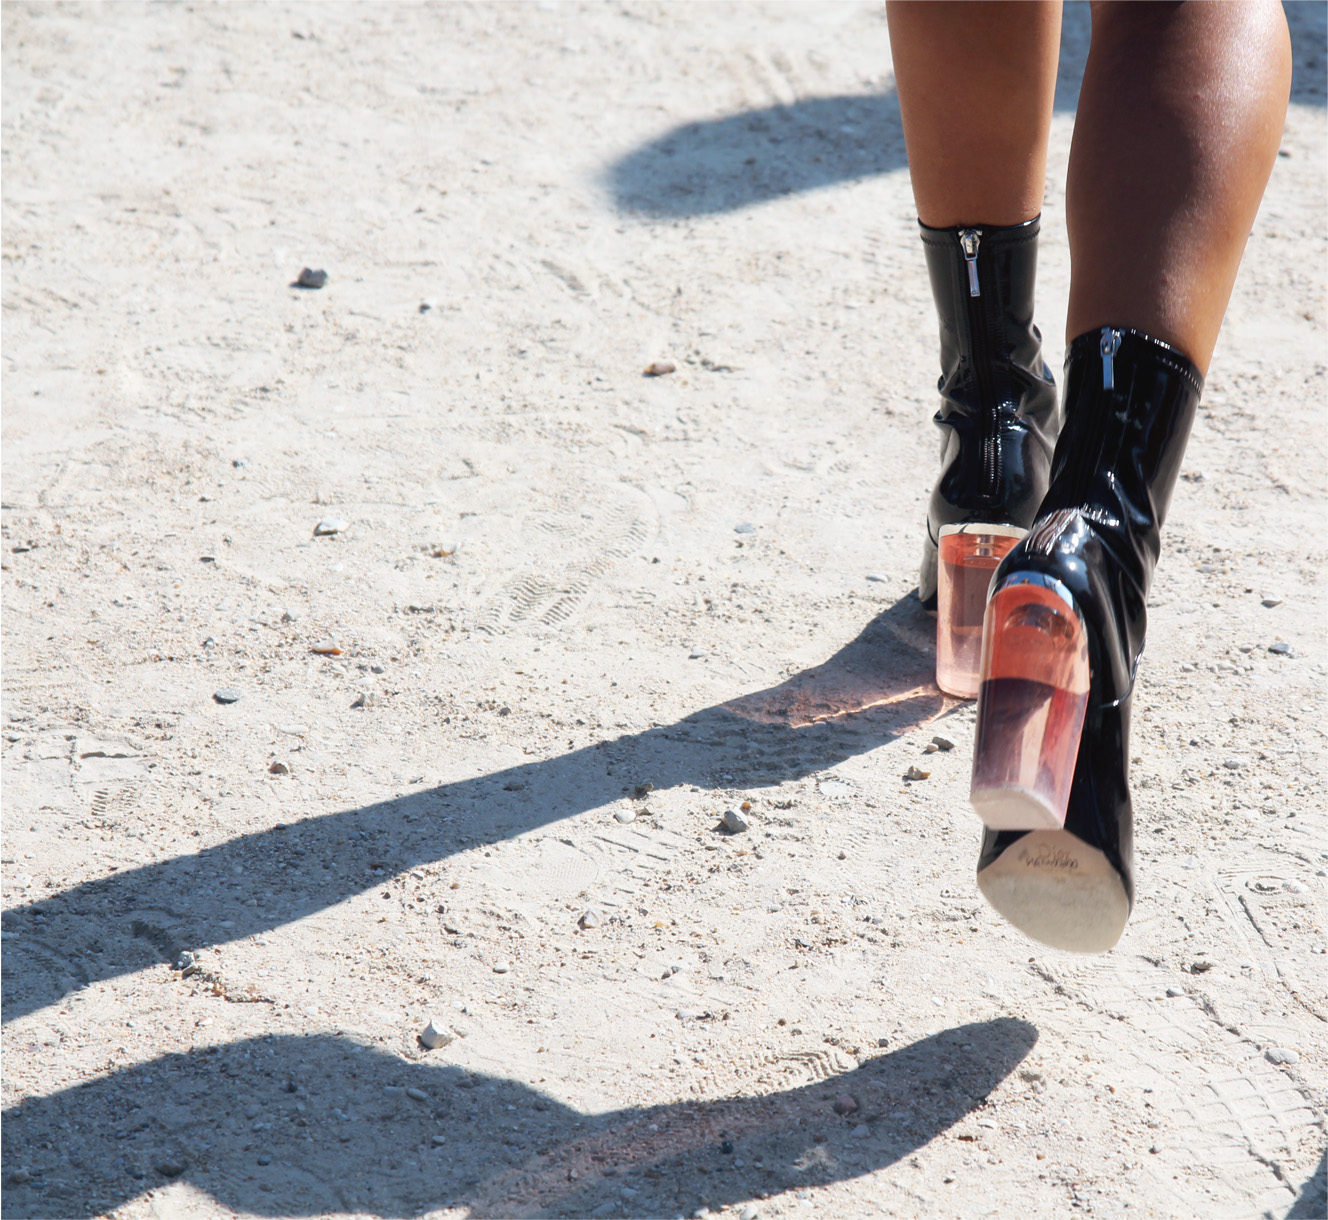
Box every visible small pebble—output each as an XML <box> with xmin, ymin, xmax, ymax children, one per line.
<box><xmin>493</xmin><ymin>961</ymin><xmax>511</xmax><ymax>974</ymax></box>
<box><xmin>257</xmin><ymin>1154</ymin><xmax>272</xmax><ymax>1166</ymax></box>
<box><xmin>1189</xmin><ymin>961</ymin><xmax>1215</xmax><ymax>974</ymax></box>
<box><xmin>851</xmin><ymin>1123</ymin><xmax>871</xmax><ymax>1138</ymax></box>
<box><xmin>833</xmin><ymin>1094</ymin><xmax>858</xmax><ymax>1115</ymax></box>
<box><xmin>1266</xmin><ymin>1047</ymin><xmax>1300</xmax><ymax>1065</ymax></box>
<box><xmin>904</xmin><ymin>765</ymin><xmax>931</xmax><ymax>781</ymax></box>
<box><xmin>741</xmin><ymin>1206</ymin><xmax>760</xmax><ymax>1220</ymax></box>
<box><xmin>1268</xmin><ymin>642</ymin><xmax>1291</xmax><ymax>655</ymax></box>
<box><xmin>268</xmin><ymin>761</ymin><xmax>290</xmax><ymax>776</ymax></box>
<box><xmin>579</xmin><ymin>908</ymin><xmax>602</xmax><ymax>929</ymax></box>
<box><xmin>643</xmin><ymin>360</ymin><xmax>676</xmax><ymax>377</ymax></box>
<box><xmin>615</xmin><ymin>807</ymin><xmax>637</xmax><ymax>824</ymax></box>
<box><xmin>213</xmin><ymin>689</ymin><xmax>242</xmax><ymax>704</ymax></box>
<box><xmin>311</xmin><ymin>641</ymin><xmax>343</xmax><ymax>655</ymax></box>
<box><xmin>9</xmin><ymin>1169</ymin><xmax>31</xmax><ymax>1185</ymax></box>
<box><xmin>1165</xmin><ymin>987</ymin><xmax>1183</xmax><ymax>997</ymax></box>
<box><xmin>406</xmin><ymin>1087</ymin><xmax>428</xmax><ymax>1102</ymax></box>
<box><xmin>314</xmin><ymin>517</ymin><xmax>348</xmax><ymax>536</ymax></box>
<box><xmin>295</xmin><ymin>267</ymin><xmax>328</xmax><ymax>289</ymax></box>
<box><xmin>419</xmin><ymin>300</ymin><xmax>434</xmax><ymax>314</ymax></box>
<box><xmin>431</xmin><ymin>1134</ymin><xmax>447</xmax><ymax>1147</ymax></box>
<box><xmin>734</xmin><ymin>522</ymin><xmax>756</xmax><ymax>534</ymax></box>
<box><xmin>370</xmin><ymin>664</ymin><xmax>385</xmax><ymax>674</ymax></box>
<box><xmin>877</xmin><ymin>1037</ymin><xmax>889</xmax><ymax>1048</ymax></box>
<box><xmin>865</xmin><ymin>574</ymin><xmax>886</xmax><ymax>583</ymax></box>
<box><xmin>931</xmin><ymin>735</ymin><xmax>955</xmax><ymax>751</ymax></box>
<box><xmin>689</xmin><ymin>649</ymin><xmax>707</xmax><ymax>659</ymax></box>
<box><xmin>154</xmin><ymin>1156</ymin><xmax>188</xmax><ymax>1178</ymax></box>
<box><xmin>922</xmin><ymin>743</ymin><xmax>938</xmax><ymax>754</ymax></box>
<box><xmin>420</xmin><ymin>1019</ymin><xmax>454</xmax><ymax>1050</ymax></box>
<box><xmin>1223</xmin><ymin>759</ymin><xmax>1242</xmax><ymax>770</ymax></box>
<box><xmin>1261</xmin><ymin>597</ymin><xmax>1283</xmax><ymax>608</ymax></box>
<box><xmin>722</xmin><ymin>808</ymin><xmax>749</xmax><ymax>833</ymax></box>
<box><xmin>1286</xmin><ymin>881</ymin><xmax>1309</xmax><ymax>894</ymax></box>
<box><xmin>350</xmin><ymin>693</ymin><xmax>375</xmax><ymax>710</ymax></box>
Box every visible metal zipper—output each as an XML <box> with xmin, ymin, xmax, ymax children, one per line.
<box><xmin>1101</xmin><ymin>327</ymin><xmax>1122</xmax><ymax>390</ymax></box>
<box><xmin>957</xmin><ymin>228</ymin><xmax>998</xmax><ymax>496</ymax></box>
<box><xmin>959</xmin><ymin>229</ymin><xmax>981</xmax><ymax>297</ymax></box>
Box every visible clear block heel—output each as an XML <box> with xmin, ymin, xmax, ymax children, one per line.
<box><xmin>936</xmin><ymin>524</ymin><xmax>1026</xmax><ymax>699</ymax></box>
<box><xmin>970</xmin><ymin>574</ymin><xmax>1090</xmax><ymax>830</ymax></box>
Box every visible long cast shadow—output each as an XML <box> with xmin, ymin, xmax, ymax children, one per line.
<box><xmin>0</xmin><ymin>1020</ymin><xmax>1036</xmax><ymax>1218</ymax></box>
<box><xmin>2</xmin><ymin>594</ymin><xmax>952</xmax><ymax>1025</ymax></box>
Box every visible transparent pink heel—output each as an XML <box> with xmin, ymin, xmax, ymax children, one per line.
<box><xmin>936</xmin><ymin>524</ymin><xmax>1026</xmax><ymax>699</ymax></box>
<box><xmin>970</xmin><ymin>575</ymin><xmax>1090</xmax><ymax>830</ymax></box>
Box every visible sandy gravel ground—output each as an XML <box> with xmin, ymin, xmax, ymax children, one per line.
<box><xmin>2</xmin><ymin>4</ymin><xmax>1325</xmax><ymax>1218</ymax></box>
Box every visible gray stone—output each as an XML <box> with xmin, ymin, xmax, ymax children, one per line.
<box><xmin>295</xmin><ymin>267</ymin><xmax>328</xmax><ymax>289</ymax></box>
<box><xmin>213</xmin><ymin>689</ymin><xmax>242</xmax><ymax>704</ymax></box>
<box><xmin>1266</xmin><ymin>1047</ymin><xmax>1300</xmax><ymax>1065</ymax></box>
<box><xmin>314</xmin><ymin>517</ymin><xmax>348</xmax><ymax>536</ymax></box>
<box><xmin>579</xmin><ymin>908</ymin><xmax>603</xmax><ymax>929</ymax></box>
<box><xmin>406</xmin><ymin>1087</ymin><xmax>428</xmax><ymax>1102</ymax></box>
<box><xmin>1268</xmin><ymin>641</ymin><xmax>1292</xmax><ymax>655</ymax></box>
<box><xmin>493</xmin><ymin>961</ymin><xmax>511</xmax><ymax>974</ymax></box>
<box><xmin>851</xmin><ymin>1123</ymin><xmax>871</xmax><ymax>1138</ymax></box>
<box><xmin>615</xmin><ymin>807</ymin><xmax>637</xmax><ymax>824</ymax></box>
<box><xmin>931</xmin><ymin>735</ymin><xmax>955</xmax><ymax>751</ymax></box>
<box><xmin>741</xmin><ymin>1206</ymin><xmax>760</xmax><ymax>1220</ymax></box>
<box><xmin>420</xmin><ymin>1019</ymin><xmax>454</xmax><ymax>1050</ymax></box>
<box><xmin>734</xmin><ymin>523</ymin><xmax>756</xmax><ymax>534</ymax></box>
<box><xmin>722</xmin><ymin>808</ymin><xmax>749</xmax><ymax>834</ymax></box>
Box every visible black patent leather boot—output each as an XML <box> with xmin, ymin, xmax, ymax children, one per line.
<box><xmin>970</xmin><ymin>327</ymin><xmax>1204</xmax><ymax>952</ymax></box>
<box><xmin>917</xmin><ymin>217</ymin><xmax>1059</xmax><ymax>699</ymax></box>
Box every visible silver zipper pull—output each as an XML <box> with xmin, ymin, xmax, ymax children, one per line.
<box><xmin>1101</xmin><ymin>328</ymin><xmax>1122</xmax><ymax>390</ymax></box>
<box><xmin>959</xmin><ymin>229</ymin><xmax>981</xmax><ymax>297</ymax></box>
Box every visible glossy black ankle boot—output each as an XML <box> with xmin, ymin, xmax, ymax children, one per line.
<box><xmin>916</xmin><ymin>217</ymin><xmax>1059</xmax><ymax>698</ymax></box>
<box><xmin>970</xmin><ymin>327</ymin><xmax>1204</xmax><ymax>952</ymax></box>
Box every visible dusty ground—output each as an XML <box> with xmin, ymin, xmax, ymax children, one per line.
<box><xmin>2</xmin><ymin>3</ymin><xmax>1325</xmax><ymax>1218</ymax></box>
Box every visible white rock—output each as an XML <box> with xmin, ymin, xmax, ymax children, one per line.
<box><xmin>314</xmin><ymin>517</ymin><xmax>348</xmax><ymax>536</ymax></box>
<box><xmin>741</xmin><ymin>1206</ymin><xmax>760</xmax><ymax>1220</ymax></box>
<box><xmin>420</xmin><ymin>1019</ymin><xmax>454</xmax><ymax>1050</ymax></box>
<box><xmin>431</xmin><ymin>1134</ymin><xmax>447</xmax><ymax>1147</ymax></box>
<box><xmin>615</xmin><ymin>807</ymin><xmax>637</xmax><ymax>824</ymax></box>
<box><xmin>1266</xmin><ymin>1047</ymin><xmax>1300</xmax><ymax>1065</ymax></box>
<box><xmin>722</xmin><ymin>808</ymin><xmax>749</xmax><ymax>833</ymax></box>
<box><xmin>493</xmin><ymin>961</ymin><xmax>511</xmax><ymax>974</ymax></box>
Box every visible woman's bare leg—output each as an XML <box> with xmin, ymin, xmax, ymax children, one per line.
<box><xmin>886</xmin><ymin>1</ymin><xmax>1062</xmax><ymax>227</ymax></box>
<box><xmin>1066</xmin><ymin>1</ymin><xmax>1292</xmax><ymax>373</ymax></box>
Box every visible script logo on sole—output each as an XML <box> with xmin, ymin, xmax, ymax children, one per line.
<box><xmin>1018</xmin><ymin>843</ymin><xmax>1080</xmax><ymax>872</ymax></box>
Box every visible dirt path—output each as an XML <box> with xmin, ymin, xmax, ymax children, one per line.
<box><xmin>3</xmin><ymin>4</ymin><xmax>1324</xmax><ymax>1218</ymax></box>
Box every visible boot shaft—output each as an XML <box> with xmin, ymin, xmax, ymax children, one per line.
<box><xmin>1041</xmin><ymin>327</ymin><xmax>1204</xmax><ymax>591</ymax></box>
<box><xmin>920</xmin><ymin>216</ymin><xmax>1057</xmax><ymax>438</ymax></box>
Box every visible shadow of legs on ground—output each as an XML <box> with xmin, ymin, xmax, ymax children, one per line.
<box><xmin>0</xmin><ymin>1019</ymin><xmax>1036</xmax><ymax>1218</ymax></box>
<box><xmin>3</xmin><ymin>595</ymin><xmax>951</xmax><ymax>1025</ymax></box>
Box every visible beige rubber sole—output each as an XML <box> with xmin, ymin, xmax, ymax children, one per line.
<box><xmin>976</xmin><ymin>830</ymin><xmax>1130</xmax><ymax>953</ymax></box>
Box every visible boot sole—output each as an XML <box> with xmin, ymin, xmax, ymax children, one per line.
<box><xmin>976</xmin><ymin>830</ymin><xmax>1129</xmax><ymax>953</ymax></box>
